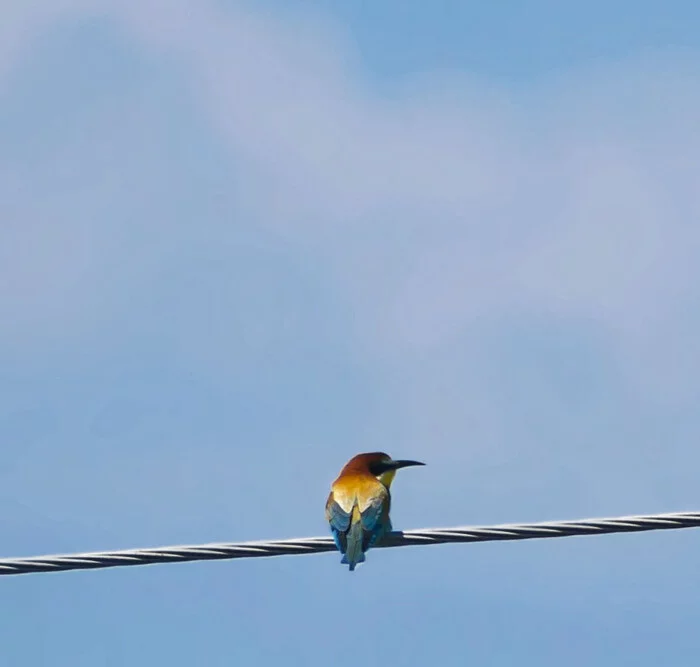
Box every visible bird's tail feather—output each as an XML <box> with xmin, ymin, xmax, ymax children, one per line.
<box><xmin>341</xmin><ymin>504</ymin><xmax>365</xmax><ymax>572</ymax></box>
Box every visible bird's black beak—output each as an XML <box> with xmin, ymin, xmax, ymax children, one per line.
<box><xmin>389</xmin><ymin>459</ymin><xmax>426</xmax><ymax>470</ymax></box>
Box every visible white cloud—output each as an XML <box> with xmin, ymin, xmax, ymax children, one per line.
<box><xmin>0</xmin><ymin>1</ymin><xmax>105</xmax><ymax>86</ymax></box>
<box><xmin>3</xmin><ymin>0</ymin><xmax>700</xmax><ymax>405</ymax></box>
<box><xmin>115</xmin><ymin>3</ymin><xmax>700</xmax><ymax>354</ymax></box>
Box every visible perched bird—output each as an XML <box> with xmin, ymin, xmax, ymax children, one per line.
<box><xmin>325</xmin><ymin>452</ymin><xmax>425</xmax><ymax>571</ymax></box>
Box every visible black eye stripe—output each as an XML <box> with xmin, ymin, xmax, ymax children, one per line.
<box><xmin>369</xmin><ymin>461</ymin><xmax>392</xmax><ymax>476</ymax></box>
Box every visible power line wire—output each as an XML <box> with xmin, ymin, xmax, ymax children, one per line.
<box><xmin>2</xmin><ymin>510</ymin><xmax>698</xmax><ymax>577</ymax></box>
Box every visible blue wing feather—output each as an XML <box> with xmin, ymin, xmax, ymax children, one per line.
<box><xmin>360</xmin><ymin>495</ymin><xmax>390</xmax><ymax>550</ymax></box>
<box><xmin>360</xmin><ymin>496</ymin><xmax>383</xmax><ymax>531</ymax></box>
<box><xmin>327</xmin><ymin>500</ymin><xmax>351</xmax><ymax>555</ymax></box>
<box><xmin>327</xmin><ymin>500</ymin><xmax>351</xmax><ymax>532</ymax></box>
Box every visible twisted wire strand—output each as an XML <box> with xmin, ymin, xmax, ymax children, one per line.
<box><xmin>2</xmin><ymin>511</ymin><xmax>699</xmax><ymax>577</ymax></box>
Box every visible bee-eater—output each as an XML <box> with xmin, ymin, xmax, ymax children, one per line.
<box><xmin>325</xmin><ymin>452</ymin><xmax>425</xmax><ymax>571</ymax></box>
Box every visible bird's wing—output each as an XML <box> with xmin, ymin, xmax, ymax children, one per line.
<box><xmin>359</xmin><ymin>488</ymin><xmax>390</xmax><ymax>550</ymax></box>
<box><xmin>326</xmin><ymin>491</ymin><xmax>353</xmax><ymax>555</ymax></box>
<box><xmin>325</xmin><ymin>492</ymin><xmax>352</xmax><ymax>533</ymax></box>
<box><xmin>359</xmin><ymin>493</ymin><xmax>385</xmax><ymax>532</ymax></box>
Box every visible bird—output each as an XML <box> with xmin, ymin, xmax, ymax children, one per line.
<box><xmin>325</xmin><ymin>452</ymin><xmax>425</xmax><ymax>571</ymax></box>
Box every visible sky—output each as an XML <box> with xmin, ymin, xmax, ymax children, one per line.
<box><xmin>2</xmin><ymin>1</ymin><xmax>700</xmax><ymax>665</ymax></box>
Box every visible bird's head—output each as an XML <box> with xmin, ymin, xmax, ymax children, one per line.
<box><xmin>343</xmin><ymin>452</ymin><xmax>425</xmax><ymax>488</ymax></box>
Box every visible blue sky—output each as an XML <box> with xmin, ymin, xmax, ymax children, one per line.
<box><xmin>2</xmin><ymin>2</ymin><xmax>700</xmax><ymax>665</ymax></box>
